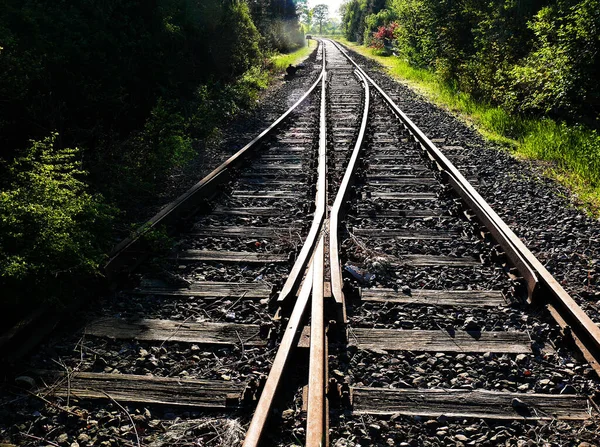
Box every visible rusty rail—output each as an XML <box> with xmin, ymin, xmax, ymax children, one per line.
<box><xmin>329</xmin><ymin>38</ymin><xmax>600</xmax><ymax>376</ymax></box>
<box><xmin>242</xmin><ymin>261</ymin><xmax>314</xmax><ymax>447</ymax></box>
<box><xmin>243</xmin><ymin>41</ymin><xmax>330</xmax><ymax>447</ymax></box>
<box><xmin>329</xmin><ymin>69</ymin><xmax>370</xmax><ymax>323</ymax></box>
<box><xmin>278</xmin><ymin>42</ymin><xmax>329</xmax><ymax>304</ymax></box>
<box><xmin>306</xmin><ymin>235</ymin><xmax>327</xmax><ymax>447</ymax></box>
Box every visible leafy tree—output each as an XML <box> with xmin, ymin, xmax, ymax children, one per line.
<box><xmin>312</xmin><ymin>4</ymin><xmax>329</xmax><ymax>34</ymax></box>
<box><xmin>387</xmin><ymin>0</ymin><xmax>435</xmax><ymax>66</ymax></box>
<box><xmin>342</xmin><ymin>0</ymin><xmax>367</xmax><ymax>41</ymax></box>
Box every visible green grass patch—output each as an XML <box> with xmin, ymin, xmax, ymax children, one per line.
<box><xmin>271</xmin><ymin>39</ymin><xmax>317</xmax><ymax>71</ymax></box>
<box><xmin>336</xmin><ymin>38</ymin><xmax>600</xmax><ymax>217</ymax></box>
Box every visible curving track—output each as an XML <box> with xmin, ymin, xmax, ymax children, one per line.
<box><xmin>1</xmin><ymin>39</ymin><xmax>599</xmax><ymax>447</ymax></box>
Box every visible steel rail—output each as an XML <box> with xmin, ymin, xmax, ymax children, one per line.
<box><xmin>329</xmin><ymin>69</ymin><xmax>370</xmax><ymax>323</ymax></box>
<box><xmin>244</xmin><ymin>42</ymin><xmax>329</xmax><ymax>446</ymax></box>
<box><xmin>305</xmin><ymin>44</ymin><xmax>329</xmax><ymax>446</ymax></box>
<box><xmin>104</xmin><ymin>42</ymin><xmax>325</xmax><ymax>276</ymax></box>
<box><xmin>328</xmin><ymin>40</ymin><xmax>538</xmax><ymax>296</ymax></box>
<box><xmin>306</xmin><ymin>235</ymin><xmax>327</xmax><ymax>447</ymax></box>
<box><xmin>329</xmin><ymin>39</ymin><xmax>600</xmax><ymax>375</ymax></box>
<box><xmin>242</xmin><ymin>261</ymin><xmax>314</xmax><ymax>447</ymax></box>
<box><xmin>278</xmin><ymin>44</ymin><xmax>329</xmax><ymax>304</ymax></box>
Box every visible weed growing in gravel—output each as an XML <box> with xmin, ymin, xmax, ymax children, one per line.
<box><xmin>336</xmin><ymin>38</ymin><xmax>600</xmax><ymax>217</ymax></box>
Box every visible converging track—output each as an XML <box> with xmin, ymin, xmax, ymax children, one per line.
<box><xmin>2</xmin><ymin>39</ymin><xmax>600</xmax><ymax>446</ymax></box>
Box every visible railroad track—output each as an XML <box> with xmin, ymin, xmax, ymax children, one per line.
<box><xmin>2</xmin><ymin>39</ymin><xmax>600</xmax><ymax>446</ymax></box>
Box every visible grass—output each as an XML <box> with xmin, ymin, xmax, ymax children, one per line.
<box><xmin>336</xmin><ymin>38</ymin><xmax>600</xmax><ymax>217</ymax></box>
<box><xmin>270</xmin><ymin>39</ymin><xmax>317</xmax><ymax>71</ymax></box>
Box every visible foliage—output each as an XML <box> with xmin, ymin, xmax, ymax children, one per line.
<box><xmin>0</xmin><ymin>134</ymin><xmax>113</xmax><ymax>312</ymax></box>
<box><xmin>312</xmin><ymin>4</ymin><xmax>329</xmax><ymax>34</ymax></box>
<box><xmin>369</xmin><ymin>21</ymin><xmax>399</xmax><ymax>50</ymax></box>
<box><xmin>386</xmin><ymin>0</ymin><xmax>432</xmax><ymax>67</ymax></box>
<box><xmin>363</xmin><ymin>9</ymin><xmax>396</xmax><ymax>47</ymax></box>
<box><xmin>109</xmin><ymin>99</ymin><xmax>194</xmax><ymax>195</ymax></box>
<box><xmin>249</xmin><ymin>0</ymin><xmax>305</xmax><ymax>52</ymax></box>
<box><xmin>347</xmin><ymin>0</ymin><xmax>600</xmax><ymax>123</ymax></box>
<box><xmin>509</xmin><ymin>0</ymin><xmax>600</xmax><ymax>118</ymax></box>
<box><xmin>341</xmin><ymin>0</ymin><xmax>366</xmax><ymax>42</ymax></box>
<box><xmin>341</xmin><ymin>0</ymin><xmax>386</xmax><ymax>43</ymax></box>
<box><xmin>0</xmin><ymin>1</ymin><xmax>245</xmax><ymax>154</ymax></box>
<box><xmin>0</xmin><ymin>0</ymin><xmax>302</xmax><ymax>318</ymax></box>
<box><xmin>213</xmin><ymin>1</ymin><xmax>264</xmax><ymax>77</ymax></box>
<box><xmin>0</xmin><ymin>0</ymin><xmax>275</xmax><ymax>207</ymax></box>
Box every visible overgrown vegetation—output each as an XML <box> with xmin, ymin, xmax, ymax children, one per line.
<box><xmin>0</xmin><ymin>134</ymin><xmax>114</xmax><ymax>318</ymax></box>
<box><xmin>0</xmin><ymin>0</ymin><xmax>306</xmax><ymax>321</ymax></box>
<box><xmin>340</xmin><ymin>0</ymin><xmax>600</xmax><ymax>214</ymax></box>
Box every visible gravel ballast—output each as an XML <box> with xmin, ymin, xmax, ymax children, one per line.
<box><xmin>338</xmin><ymin>43</ymin><xmax>600</xmax><ymax>323</ymax></box>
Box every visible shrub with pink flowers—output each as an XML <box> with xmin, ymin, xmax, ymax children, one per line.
<box><xmin>370</xmin><ymin>22</ymin><xmax>399</xmax><ymax>50</ymax></box>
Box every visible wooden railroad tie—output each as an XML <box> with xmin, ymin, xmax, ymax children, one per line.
<box><xmin>40</xmin><ymin>372</ymin><xmax>244</xmax><ymax>409</ymax></box>
<box><xmin>172</xmin><ymin>250</ymin><xmax>289</xmax><ymax>264</ymax></box>
<box><xmin>351</xmin><ymin>387</ymin><xmax>590</xmax><ymax>420</ymax></box>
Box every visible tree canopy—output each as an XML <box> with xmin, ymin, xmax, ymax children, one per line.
<box><xmin>312</xmin><ymin>4</ymin><xmax>329</xmax><ymax>33</ymax></box>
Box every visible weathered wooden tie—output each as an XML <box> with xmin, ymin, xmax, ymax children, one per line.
<box><xmin>85</xmin><ymin>318</ymin><xmax>266</xmax><ymax>346</ymax></box>
<box><xmin>130</xmin><ymin>281</ymin><xmax>271</xmax><ymax>300</ymax></box>
<box><xmin>356</xmin><ymin>209</ymin><xmax>445</xmax><ymax>218</ymax></box>
<box><xmin>370</xmin><ymin>192</ymin><xmax>437</xmax><ymax>200</ymax></box>
<box><xmin>361</xmin><ymin>288</ymin><xmax>505</xmax><ymax>307</ymax></box>
<box><xmin>352</xmin><ymin>227</ymin><xmax>461</xmax><ymax>240</ymax></box>
<box><xmin>45</xmin><ymin>372</ymin><xmax>243</xmax><ymax>409</ymax></box>
<box><xmin>231</xmin><ymin>191</ymin><xmax>301</xmax><ymax>200</ymax></box>
<box><xmin>389</xmin><ymin>254</ymin><xmax>481</xmax><ymax>267</ymax></box>
<box><xmin>173</xmin><ymin>250</ymin><xmax>289</xmax><ymax>263</ymax></box>
<box><xmin>212</xmin><ymin>207</ymin><xmax>282</xmax><ymax>217</ymax></box>
<box><xmin>351</xmin><ymin>387</ymin><xmax>590</xmax><ymax>420</ymax></box>
<box><xmin>188</xmin><ymin>226</ymin><xmax>302</xmax><ymax>239</ymax></box>
<box><xmin>348</xmin><ymin>328</ymin><xmax>539</xmax><ymax>354</ymax></box>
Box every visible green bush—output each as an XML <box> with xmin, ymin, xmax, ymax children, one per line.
<box><xmin>188</xmin><ymin>67</ymin><xmax>269</xmax><ymax>141</ymax></box>
<box><xmin>363</xmin><ymin>9</ymin><xmax>396</xmax><ymax>47</ymax></box>
<box><xmin>122</xmin><ymin>99</ymin><xmax>194</xmax><ymax>186</ymax></box>
<box><xmin>508</xmin><ymin>1</ymin><xmax>600</xmax><ymax>119</ymax></box>
<box><xmin>0</xmin><ymin>133</ymin><xmax>113</xmax><ymax>313</ymax></box>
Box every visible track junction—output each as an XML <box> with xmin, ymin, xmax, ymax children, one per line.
<box><xmin>1</xmin><ymin>39</ymin><xmax>600</xmax><ymax>447</ymax></box>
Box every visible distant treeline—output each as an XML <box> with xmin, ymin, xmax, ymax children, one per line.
<box><xmin>341</xmin><ymin>0</ymin><xmax>599</xmax><ymax>125</ymax></box>
<box><xmin>0</xmin><ymin>0</ymin><xmax>304</xmax><ymax>318</ymax></box>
